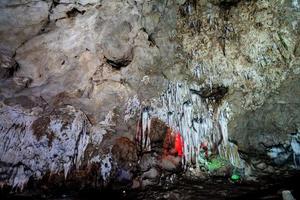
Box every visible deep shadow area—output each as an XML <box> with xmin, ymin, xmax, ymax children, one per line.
<box><xmin>1</xmin><ymin>171</ymin><xmax>300</xmax><ymax>200</ymax></box>
<box><xmin>124</xmin><ymin>172</ymin><xmax>300</xmax><ymax>200</ymax></box>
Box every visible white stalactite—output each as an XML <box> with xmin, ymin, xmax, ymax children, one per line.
<box><xmin>143</xmin><ymin>79</ymin><xmax>245</xmax><ymax>170</ymax></box>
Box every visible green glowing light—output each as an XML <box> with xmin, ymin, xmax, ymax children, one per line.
<box><xmin>206</xmin><ymin>157</ymin><xmax>227</xmax><ymax>171</ymax></box>
<box><xmin>230</xmin><ymin>174</ymin><xmax>240</xmax><ymax>181</ymax></box>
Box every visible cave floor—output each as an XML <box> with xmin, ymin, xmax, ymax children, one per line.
<box><xmin>124</xmin><ymin>172</ymin><xmax>300</xmax><ymax>200</ymax></box>
<box><xmin>1</xmin><ymin>172</ymin><xmax>300</xmax><ymax>200</ymax></box>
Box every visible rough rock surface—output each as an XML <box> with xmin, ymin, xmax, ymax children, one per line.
<box><xmin>0</xmin><ymin>101</ymin><xmax>105</xmax><ymax>188</ymax></box>
<box><xmin>229</xmin><ymin>75</ymin><xmax>300</xmax><ymax>153</ymax></box>
<box><xmin>0</xmin><ymin>0</ymin><xmax>179</xmax><ymax>189</ymax></box>
<box><xmin>0</xmin><ymin>0</ymin><xmax>300</xmax><ymax>191</ymax></box>
<box><xmin>175</xmin><ymin>0</ymin><xmax>300</xmax><ymax>167</ymax></box>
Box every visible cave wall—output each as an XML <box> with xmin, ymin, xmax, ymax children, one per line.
<box><xmin>229</xmin><ymin>74</ymin><xmax>300</xmax><ymax>153</ymax></box>
<box><xmin>176</xmin><ymin>0</ymin><xmax>300</xmax><ymax>162</ymax></box>
<box><xmin>0</xmin><ymin>0</ymin><xmax>183</xmax><ymax>189</ymax></box>
<box><xmin>0</xmin><ymin>0</ymin><xmax>300</xmax><ymax>189</ymax></box>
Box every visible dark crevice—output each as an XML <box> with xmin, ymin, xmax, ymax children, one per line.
<box><xmin>54</xmin><ymin>17</ymin><xmax>67</xmax><ymax>22</ymax></box>
<box><xmin>217</xmin><ymin>0</ymin><xmax>241</xmax><ymax>56</ymax></box>
<box><xmin>53</xmin><ymin>0</ymin><xmax>60</xmax><ymax>7</ymax></box>
<box><xmin>190</xmin><ymin>85</ymin><xmax>229</xmax><ymax>102</ymax></box>
<box><xmin>219</xmin><ymin>0</ymin><xmax>240</xmax><ymax>10</ymax></box>
<box><xmin>10</xmin><ymin>62</ymin><xmax>19</xmax><ymax>78</ymax></box>
<box><xmin>105</xmin><ymin>57</ymin><xmax>132</xmax><ymax>70</ymax></box>
<box><xmin>0</xmin><ymin>61</ymin><xmax>19</xmax><ymax>79</ymax></box>
<box><xmin>37</xmin><ymin>0</ymin><xmax>55</xmax><ymax>35</ymax></box>
<box><xmin>66</xmin><ymin>8</ymin><xmax>86</xmax><ymax>18</ymax></box>
<box><xmin>11</xmin><ymin>62</ymin><xmax>20</xmax><ymax>76</ymax></box>
<box><xmin>148</xmin><ymin>33</ymin><xmax>156</xmax><ymax>47</ymax></box>
<box><xmin>179</xmin><ymin>0</ymin><xmax>197</xmax><ymax>17</ymax></box>
<box><xmin>140</xmin><ymin>27</ymin><xmax>154</xmax><ymax>45</ymax></box>
<box><xmin>39</xmin><ymin>16</ymin><xmax>51</xmax><ymax>34</ymax></box>
<box><xmin>140</xmin><ymin>28</ymin><xmax>157</xmax><ymax>48</ymax></box>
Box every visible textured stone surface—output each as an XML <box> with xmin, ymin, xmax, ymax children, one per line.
<box><xmin>0</xmin><ymin>0</ymin><xmax>300</xmax><ymax>190</ymax></box>
<box><xmin>0</xmin><ymin>103</ymin><xmax>104</xmax><ymax>188</ymax></box>
<box><xmin>177</xmin><ymin>0</ymin><xmax>299</xmax><ymax>111</ymax></box>
<box><xmin>111</xmin><ymin>137</ymin><xmax>138</xmax><ymax>169</ymax></box>
<box><xmin>0</xmin><ymin>0</ymin><xmax>180</xmax><ymax>188</ymax></box>
<box><xmin>0</xmin><ymin>48</ymin><xmax>17</xmax><ymax>79</ymax></box>
<box><xmin>0</xmin><ymin>0</ymin><xmax>51</xmax><ymax>50</ymax></box>
<box><xmin>175</xmin><ymin>0</ymin><xmax>300</xmax><ymax>165</ymax></box>
<box><xmin>229</xmin><ymin>75</ymin><xmax>300</xmax><ymax>153</ymax></box>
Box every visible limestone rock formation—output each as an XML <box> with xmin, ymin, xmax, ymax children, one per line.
<box><xmin>0</xmin><ymin>0</ymin><xmax>179</xmax><ymax>189</ymax></box>
<box><xmin>0</xmin><ymin>0</ymin><xmax>300</xmax><ymax>191</ymax></box>
<box><xmin>0</xmin><ymin>102</ymin><xmax>104</xmax><ymax>188</ymax></box>
<box><xmin>176</xmin><ymin>0</ymin><xmax>300</xmax><ymax>167</ymax></box>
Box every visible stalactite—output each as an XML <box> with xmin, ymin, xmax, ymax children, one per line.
<box><xmin>136</xmin><ymin>107</ymin><xmax>152</xmax><ymax>153</ymax></box>
<box><xmin>138</xmin><ymin>79</ymin><xmax>245</xmax><ymax>171</ymax></box>
<box><xmin>132</xmin><ymin>62</ymin><xmax>244</xmax><ymax>171</ymax></box>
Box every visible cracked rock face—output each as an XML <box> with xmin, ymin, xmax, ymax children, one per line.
<box><xmin>0</xmin><ymin>0</ymin><xmax>179</xmax><ymax>189</ymax></box>
<box><xmin>0</xmin><ymin>0</ymin><xmax>300</xmax><ymax>190</ymax></box>
<box><xmin>0</xmin><ymin>0</ymin><xmax>51</xmax><ymax>51</ymax></box>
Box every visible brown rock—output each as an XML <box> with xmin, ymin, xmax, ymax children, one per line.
<box><xmin>159</xmin><ymin>155</ymin><xmax>181</xmax><ymax>172</ymax></box>
<box><xmin>131</xmin><ymin>178</ymin><xmax>141</xmax><ymax>189</ymax></box>
<box><xmin>111</xmin><ymin>137</ymin><xmax>138</xmax><ymax>169</ymax></box>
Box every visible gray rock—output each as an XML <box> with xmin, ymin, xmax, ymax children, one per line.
<box><xmin>256</xmin><ymin>162</ymin><xmax>267</xmax><ymax>170</ymax></box>
<box><xmin>229</xmin><ymin>75</ymin><xmax>300</xmax><ymax>154</ymax></box>
<box><xmin>282</xmin><ymin>190</ymin><xmax>295</xmax><ymax>200</ymax></box>
<box><xmin>0</xmin><ymin>0</ymin><xmax>180</xmax><ymax>188</ymax></box>
<box><xmin>142</xmin><ymin>168</ymin><xmax>160</xmax><ymax>180</ymax></box>
<box><xmin>139</xmin><ymin>153</ymin><xmax>157</xmax><ymax>172</ymax></box>
<box><xmin>264</xmin><ymin>166</ymin><xmax>275</xmax><ymax>174</ymax></box>
<box><xmin>117</xmin><ymin>169</ymin><xmax>132</xmax><ymax>182</ymax></box>
<box><xmin>267</xmin><ymin>146</ymin><xmax>291</xmax><ymax>165</ymax></box>
<box><xmin>0</xmin><ymin>0</ymin><xmax>51</xmax><ymax>50</ymax></box>
<box><xmin>131</xmin><ymin>178</ymin><xmax>141</xmax><ymax>189</ymax></box>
